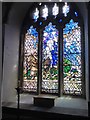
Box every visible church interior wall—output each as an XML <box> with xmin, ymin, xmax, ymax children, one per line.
<box><xmin>1</xmin><ymin>2</ymin><xmax>89</xmax><ymax>111</ymax></box>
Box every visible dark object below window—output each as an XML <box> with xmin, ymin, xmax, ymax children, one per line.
<box><xmin>33</xmin><ymin>95</ymin><xmax>56</xmax><ymax>108</ymax></box>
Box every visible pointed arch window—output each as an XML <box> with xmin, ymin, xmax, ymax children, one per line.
<box><xmin>23</xmin><ymin>26</ymin><xmax>38</xmax><ymax>92</ymax></box>
<box><xmin>20</xmin><ymin>2</ymin><xmax>85</xmax><ymax>97</ymax></box>
<box><xmin>63</xmin><ymin>19</ymin><xmax>82</xmax><ymax>95</ymax></box>
<box><xmin>42</xmin><ymin>23</ymin><xmax>59</xmax><ymax>93</ymax></box>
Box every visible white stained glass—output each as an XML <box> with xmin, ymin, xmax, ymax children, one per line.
<box><xmin>42</xmin><ymin>5</ymin><xmax>48</xmax><ymax>19</ymax></box>
<box><xmin>52</xmin><ymin>3</ymin><xmax>59</xmax><ymax>17</ymax></box>
<box><xmin>62</xmin><ymin>2</ymin><xmax>69</xmax><ymax>17</ymax></box>
<box><xmin>39</xmin><ymin>3</ymin><xmax>42</xmax><ymax>6</ymax></box>
<box><xmin>33</xmin><ymin>8</ymin><xmax>39</xmax><ymax>21</ymax></box>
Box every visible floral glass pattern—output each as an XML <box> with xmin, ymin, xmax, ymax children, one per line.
<box><xmin>23</xmin><ymin>26</ymin><xmax>38</xmax><ymax>92</ymax></box>
<box><xmin>42</xmin><ymin>23</ymin><xmax>59</xmax><ymax>93</ymax></box>
<box><xmin>63</xmin><ymin>19</ymin><xmax>82</xmax><ymax>95</ymax></box>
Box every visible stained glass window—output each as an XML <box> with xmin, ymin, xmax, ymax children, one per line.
<box><xmin>33</xmin><ymin>8</ymin><xmax>39</xmax><ymax>22</ymax></box>
<box><xmin>62</xmin><ymin>2</ymin><xmax>69</xmax><ymax>17</ymax></box>
<box><xmin>42</xmin><ymin>5</ymin><xmax>48</xmax><ymax>19</ymax></box>
<box><xmin>23</xmin><ymin>26</ymin><xmax>38</xmax><ymax>92</ymax></box>
<box><xmin>22</xmin><ymin>3</ymin><xmax>84</xmax><ymax>97</ymax></box>
<box><xmin>63</xmin><ymin>19</ymin><xmax>82</xmax><ymax>95</ymax></box>
<box><xmin>42</xmin><ymin>23</ymin><xmax>59</xmax><ymax>93</ymax></box>
<box><xmin>52</xmin><ymin>3</ymin><xmax>59</xmax><ymax>18</ymax></box>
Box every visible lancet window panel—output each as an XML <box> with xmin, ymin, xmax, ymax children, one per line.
<box><xmin>63</xmin><ymin>19</ymin><xmax>82</xmax><ymax>95</ymax></box>
<box><xmin>41</xmin><ymin>23</ymin><xmax>59</xmax><ymax>94</ymax></box>
<box><xmin>23</xmin><ymin>26</ymin><xmax>38</xmax><ymax>92</ymax></box>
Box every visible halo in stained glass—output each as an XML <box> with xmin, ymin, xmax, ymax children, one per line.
<box><xmin>23</xmin><ymin>26</ymin><xmax>38</xmax><ymax>92</ymax></box>
<box><xmin>63</xmin><ymin>19</ymin><xmax>82</xmax><ymax>95</ymax></box>
<box><xmin>42</xmin><ymin>22</ymin><xmax>59</xmax><ymax>93</ymax></box>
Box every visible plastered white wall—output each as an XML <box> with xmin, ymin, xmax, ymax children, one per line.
<box><xmin>2</xmin><ymin>2</ymin><xmax>31</xmax><ymax>102</ymax></box>
<box><xmin>2</xmin><ymin>24</ymin><xmax>19</xmax><ymax>102</ymax></box>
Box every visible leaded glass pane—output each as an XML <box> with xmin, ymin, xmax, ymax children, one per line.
<box><xmin>63</xmin><ymin>19</ymin><xmax>82</xmax><ymax>95</ymax></box>
<box><xmin>42</xmin><ymin>5</ymin><xmax>48</xmax><ymax>19</ymax></box>
<box><xmin>23</xmin><ymin>26</ymin><xmax>38</xmax><ymax>92</ymax></box>
<box><xmin>64</xmin><ymin>78</ymin><xmax>82</xmax><ymax>94</ymax></box>
<box><xmin>62</xmin><ymin>2</ymin><xmax>69</xmax><ymax>17</ymax></box>
<box><xmin>42</xmin><ymin>23</ymin><xmax>59</xmax><ymax>93</ymax></box>
<box><xmin>33</xmin><ymin>8</ymin><xmax>39</xmax><ymax>22</ymax></box>
<box><xmin>52</xmin><ymin>3</ymin><xmax>59</xmax><ymax>18</ymax></box>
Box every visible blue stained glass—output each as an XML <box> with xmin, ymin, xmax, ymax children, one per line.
<box><xmin>27</xmin><ymin>26</ymin><xmax>38</xmax><ymax>37</ymax></box>
<box><xmin>64</xmin><ymin>41</ymin><xmax>81</xmax><ymax>54</ymax></box>
<box><xmin>75</xmin><ymin>12</ymin><xmax>78</xmax><ymax>17</ymax></box>
<box><xmin>42</xmin><ymin>22</ymin><xmax>59</xmax><ymax>93</ymax></box>
<box><xmin>63</xmin><ymin>19</ymin><xmax>78</xmax><ymax>34</ymax></box>
<box><xmin>59</xmin><ymin>19</ymin><xmax>62</xmax><ymax>22</ymax></box>
<box><xmin>64</xmin><ymin>54</ymin><xmax>81</xmax><ymax>66</ymax></box>
<box><xmin>44</xmin><ymin>23</ymin><xmax>56</xmax><ymax>33</ymax></box>
<box><xmin>40</xmin><ymin>22</ymin><xmax>42</xmax><ymax>25</ymax></box>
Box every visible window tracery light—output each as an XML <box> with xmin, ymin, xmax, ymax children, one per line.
<box><xmin>39</xmin><ymin>3</ymin><xmax>42</xmax><ymax>6</ymax></box>
<box><xmin>62</xmin><ymin>2</ymin><xmax>69</xmax><ymax>17</ymax></box>
<box><xmin>59</xmin><ymin>19</ymin><xmax>62</xmax><ymax>22</ymax></box>
<box><xmin>52</xmin><ymin>3</ymin><xmax>59</xmax><ymax>18</ymax></box>
<box><xmin>42</xmin><ymin>5</ymin><xmax>48</xmax><ymax>19</ymax></box>
<box><xmin>33</xmin><ymin>2</ymin><xmax>70</xmax><ymax>21</ymax></box>
<box><xmin>33</xmin><ymin>8</ymin><xmax>39</xmax><ymax>22</ymax></box>
<box><xmin>75</xmin><ymin>12</ymin><xmax>78</xmax><ymax>17</ymax></box>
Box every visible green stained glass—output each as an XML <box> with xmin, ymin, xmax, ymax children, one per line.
<box><xmin>64</xmin><ymin>65</ymin><xmax>71</xmax><ymax>73</ymax></box>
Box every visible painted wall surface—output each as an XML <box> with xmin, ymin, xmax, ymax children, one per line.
<box><xmin>0</xmin><ymin>2</ymin><xmax>2</xmax><ymax>119</ymax></box>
